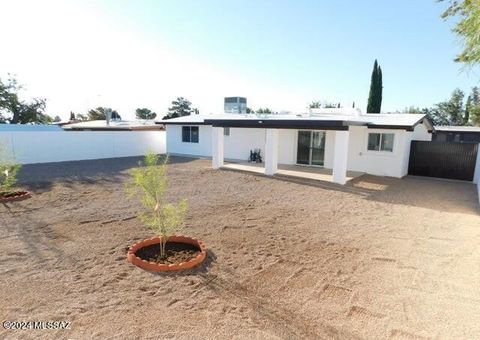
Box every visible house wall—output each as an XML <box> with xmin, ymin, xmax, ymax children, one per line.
<box><xmin>166</xmin><ymin>125</ymin><xmax>266</xmax><ymax>161</ymax></box>
<box><xmin>225</xmin><ymin>128</ymin><xmax>265</xmax><ymax>161</ymax></box>
<box><xmin>277</xmin><ymin>126</ymin><xmax>430</xmax><ymax>177</ymax></box>
<box><xmin>278</xmin><ymin>129</ymin><xmax>296</xmax><ymax>164</ymax></box>
<box><xmin>347</xmin><ymin>126</ymin><xmax>403</xmax><ymax>177</ymax></box>
<box><xmin>166</xmin><ymin>125</ymin><xmax>212</xmax><ymax>158</ymax></box>
<box><xmin>473</xmin><ymin>145</ymin><xmax>480</xmax><ymax>205</ymax></box>
<box><xmin>166</xmin><ymin>123</ymin><xmax>431</xmax><ymax>178</ymax></box>
<box><xmin>276</xmin><ymin>129</ymin><xmax>335</xmax><ymax>168</ymax></box>
<box><xmin>475</xmin><ymin>145</ymin><xmax>480</xmax><ymax>184</ymax></box>
<box><xmin>347</xmin><ymin>124</ymin><xmax>431</xmax><ymax>178</ymax></box>
<box><xmin>0</xmin><ymin>130</ymin><xmax>165</xmax><ymax>164</ymax></box>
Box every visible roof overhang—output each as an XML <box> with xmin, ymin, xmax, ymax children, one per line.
<box><xmin>64</xmin><ymin>126</ymin><xmax>164</xmax><ymax>131</ymax></box>
<box><xmin>434</xmin><ymin>127</ymin><xmax>480</xmax><ymax>133</ymax></box>
<box><xmin>366</xmin><ymin>116</ymin><xmax>434</xmax><ymax>132</ymax></box>
<box><xmin>160</xmin><ymin>114</ymin><xmax>434</xmax><ymax>132</ymax></box>
<box><xmin>204</xmin><ymin>119</ymin><xmax>356</xmax><ymax>130</ymax></box>
<box><xmin>157</xmin><ymin>121</ymin><xmax>211</xmax><ymax>126</ymax></box>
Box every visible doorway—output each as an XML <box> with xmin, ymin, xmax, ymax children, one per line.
<box><xmin>296</xmin><ymin>131</ymin><xmax>325</xmax><ymax>166</ymax></box>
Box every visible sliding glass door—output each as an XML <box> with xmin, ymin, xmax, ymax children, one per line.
<box><xmin>296</xmin><ymin>131</ymin><xmax>325</xmax><ymax>166</ymax></box>
<box><xmin>296</xmin><ymin>131</ymin><xmax>311</xmax><ymax>165</ymax></box>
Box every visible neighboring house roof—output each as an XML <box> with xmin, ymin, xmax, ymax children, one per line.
<box><xmin>0</xmin><ymin>124</ymin><xmax>62</xmax><ymax>131</ymax></box>
<box><xmin>158</xmin><ymin>113</ymin><xmax>432</xmax><ymax>132</ymax></box>
<box><xmin>62</xmin><ymin>120</ymin><xmax>164</xmax><ymax>131</ymax></box>
<box><xmin>435</xmin><ymin>126</ymin><xmax>480</xmax><ymax>133</ymax></box>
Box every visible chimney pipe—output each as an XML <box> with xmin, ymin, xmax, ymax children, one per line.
<box><xmin>106</xmin><ymin>109</ymin><xmax>111</xmax><ymax>126</ymax></box>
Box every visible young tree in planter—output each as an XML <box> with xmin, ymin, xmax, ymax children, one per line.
<box><xmin>127</xmin><ymin>153</ymin><xmax>188</xmax><ymax>259</ymax></box>
<box><xmin>0</xmin><ymin>143</ymin><xmax>21</xmax><ymax>196</ymax></box>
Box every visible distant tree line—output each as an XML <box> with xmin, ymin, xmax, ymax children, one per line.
<box><xmin>162</xmin><ymin>97</ymin><xmax>198</xmax><ymax>120</ymax></box>
<box><xmin>404</xmin><ymin>87</ymin><xmax>480</xmax><ymax>126</ymax></box>
<box><xmin>308</xmin><ymin>100</ymin><xmax>341</xmax><ymax>109</ymax></box>
<box><xmin>72</xmin><ymin>107</ymin><xmax>159</xmax><ymax>121</ymax></box>
<box><xmin>0</xmin><ymin>76</ymin><xmax>52</xmax><ymax>124</ymax></box>
<box><xmin>135</xmin><ymin>108</ymin><xmax>156</xmax><ymax>120</ymax></box>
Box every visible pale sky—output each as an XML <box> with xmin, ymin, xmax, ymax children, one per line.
<box><xmin>0</xmin><ymin>0</ymin><xmax>479</xmax><ymax>120</ymax></box>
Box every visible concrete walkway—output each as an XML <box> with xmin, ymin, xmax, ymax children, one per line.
<box><xmin>222</xmin><ymin>161</ymin><xmax>364</xmax><ymax>183</ymax></box>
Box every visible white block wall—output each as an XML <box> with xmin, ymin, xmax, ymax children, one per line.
<box><xmin>0</xmin><ymin>130</ymin><xmax>166</xmax><ymax>164</ymax></box>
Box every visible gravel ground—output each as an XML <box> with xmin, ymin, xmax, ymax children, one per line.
<box><xmin>1</xmin><ymin>156</ymin><xmax>479</xmax><ymax>339</ymax></box>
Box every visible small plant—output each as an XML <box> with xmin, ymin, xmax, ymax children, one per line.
<box><xmin>0</xmin><ymin>143</ymin><xmax>21</xmax><ymax>195</ymax></box>
<box><xmin>127</xmin><ymin>153</ymin><xmax>188</xmax><ymax>259</ymax></box>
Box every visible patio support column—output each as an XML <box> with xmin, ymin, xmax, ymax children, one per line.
<box><xmin>332</xmin><ymin>129</ymin><xmax>349</xmax><ymax>185</ymax></box>
<box><xmin>265</xmin><ymin>129</ymin><xmax>279</xmax><ymax>176</ymax></box>
<box><xmin>211</xmin><ymin>127</ymin><xmax>224</xmax><ymax>169</ymax></box>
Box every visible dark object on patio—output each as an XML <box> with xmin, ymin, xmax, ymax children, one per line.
<box><xmin>249</xmin><ymin>149</ymin><xmax>262</xmax><ymax>163</ymax></box>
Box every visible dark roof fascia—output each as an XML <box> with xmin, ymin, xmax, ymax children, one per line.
<box><xmin>65</xmin><ymin>127</ymin><xmax>163</xmax><ymax>131</ymax></box>
<box><xmin>434</xmin><ymin>128</ymin><xmax>480</xmax><ymax>134</ymax></box>
<box><xmin>159</xmin><ymin>121</ymin><xmax>211</xmax><ymax>125</ymax></box>
<box><xmin>204</xmin><ymin>119</ymin><xmax>359</xmax><ymax>130</ymax></box>
<box><xmin>366</xmin><ymin>124</ymin><xmax>416</xmax><ymax>131</ymax></box>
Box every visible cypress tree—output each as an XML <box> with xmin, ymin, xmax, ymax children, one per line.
<box><xmin>367</xmin><ymin>60</ymin><xmax>378</xmax><ymax>113</ymax></box>
<box><xmin>367</xmin><ymin>60</ymin><xmax>383</xmax><ymax>113</ymax></box>
<box><xmin>376</xmin><ymin>66</ymin><xmax>383</xmax><ymax>113</ymax></box>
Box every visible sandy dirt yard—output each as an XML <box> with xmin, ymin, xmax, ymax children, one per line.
<box><xmin>1</xmin><ymin>156</ymin><xmax>479</xmax><ymax>340</ymax></box>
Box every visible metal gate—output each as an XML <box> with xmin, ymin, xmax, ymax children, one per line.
<box><xmin>408</xmin><ymin>141</ymin><xmax>478</xmax><ymax>181</ymax></box>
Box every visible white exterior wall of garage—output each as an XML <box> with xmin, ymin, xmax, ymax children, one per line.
<box><xmin>165</xmin><ymin>123</ymin><xmax>431</xmax><ymax>178</ymax></box>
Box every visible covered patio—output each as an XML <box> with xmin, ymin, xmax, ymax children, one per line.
<box><xmin>222</xmin><ymin>161</ymin><xmax>364</xmax><ymax>183</ymax></box>
<box><xmin>207</xmin><ymin>117</ymin><xmax>359</xmax><ymax>185</ymax></box>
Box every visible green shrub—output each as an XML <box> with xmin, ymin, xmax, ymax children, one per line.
<box><xmin>127</xmin><ymin>153</ymin><xmax>188</xmax><ymax>258</ymax></box>
<box><xmin>0</xmin><ymin>143</ymin><xmax>21</xmax><ymax>194</ymax></box>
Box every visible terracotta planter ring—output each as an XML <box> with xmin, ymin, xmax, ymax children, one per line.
<box><xmin>127</xmin><ymin>235</ymin><xmax>207</xmax><ymax>272</ymax></box>
<box><xmin>0</xmin><ymin>191</ymin><xmax>31</xmax><ymax>203</ymax></box>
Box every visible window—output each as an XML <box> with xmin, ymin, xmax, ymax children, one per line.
<box><xmin>368</xmin><ymin>133</ymin><xmax>394</xmax><ymax>152</ymax></box>
<box><xmin>182</xmin><ymin>126</ymin><xmax>199</xmax><ymax>143</ymax></box>
<box><xmin>224</xmin><ymin>127</ymin><xmax>230</xmax><ymax>136</ymax></box>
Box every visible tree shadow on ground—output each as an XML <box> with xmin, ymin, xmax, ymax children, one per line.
<box><xmin>146</xmin><ymin>249</ymin><xmax>217</xmax><ymax>278</ymax></box>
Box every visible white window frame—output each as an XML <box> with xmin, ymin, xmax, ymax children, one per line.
<box><xmin>181</xmin><ymin>126</ymin><xmax>199</xmax><ymax>143</ymax></box>
<box><xmin>366</xmin><ymin>132</ymin><xmax>395</xmax><ymax>153</ymax></box>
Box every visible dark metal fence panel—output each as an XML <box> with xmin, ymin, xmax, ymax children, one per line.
<box><xmin>408</xmin><ymin>141</ymin><xmax>479</xmax><ymax>181</ymax></box>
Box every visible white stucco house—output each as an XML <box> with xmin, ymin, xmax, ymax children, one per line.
<box><xmin>159</xmin><ymin>109</ymin><xmax>433</xmax><ymax>184</ymax></box>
